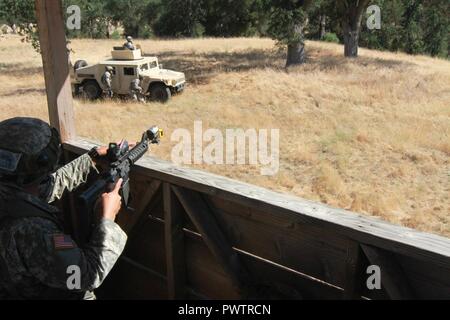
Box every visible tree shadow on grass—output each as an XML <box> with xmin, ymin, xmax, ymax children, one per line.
<box><xmin>151</xmin><ymin>49</ymin><xmax>286</xmax><ymax>85</ymax></box>
<box><xmin>305</xmin><ymin>47</ymin><xmax>416</xmax><ymax>72</ymax></box>
<box><xmin>149</xmin><ymin>47</ymin><xmax>416</xmax><ymax>86</ymax></box>
<box><xmin>0</xmin><ymin>62</ymin><xmax>43</xmax><ymax>77</ymax></box>
<box><xmin>1</xmin><ymin>88</ymin><xmax>46</xmax><ymax>97</ymax></box>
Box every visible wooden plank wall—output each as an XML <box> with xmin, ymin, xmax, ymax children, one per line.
<box><xmin>65</xmin><ymin>140</ymin><xmax>450</xmax><ymax>300</ymax></box>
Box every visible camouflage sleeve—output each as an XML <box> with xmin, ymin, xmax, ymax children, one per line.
<box><xmin>46</xmin><ymin>153</ymin><xmax>98</xmax><ymax>203</ymax></box>
<box><xmin>14</xmin><ymin>217</ymin><xmax>127</xmax><ymax>292</ymax></box>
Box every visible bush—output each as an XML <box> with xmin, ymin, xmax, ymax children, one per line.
<box><xmin>191</xmin><ymin>22</ymin><xmax>205</xmax><ymax>38</ymax></box>
<box><xmin>140</xmin><ymin>25</ymin><xmax>154</xmax><ymax>39</ymax></box>
<box><xmin>322</xmin><ymin>32</ymin><xmax>340</xmax><ymax>43</ymax></box>
<box><xmin>111</xmin><ymin>30</ymin><xmax>121</xmax><ymax>40</ymax></box>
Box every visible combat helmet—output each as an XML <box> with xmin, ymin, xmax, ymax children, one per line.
<box><xmin>0</xmin><ymin>118</ymin><xmax>61</xmax><ymax>186</ymax></box>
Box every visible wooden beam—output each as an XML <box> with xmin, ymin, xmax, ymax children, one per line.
<box><xmin>123</xmin><ymin>180</ymin><xmax>161</xmax><ymax>234</ymax></box>
<box><xmin>163</xmin><ymin>183</ymin><xmax>186</xmax><ymax>299</ymax></box>
<box><xmin>181</xmin><ymin>225</ymin><xmax>344</xmax><ymax>300</ymax></box>
<box><xmin>361</xmin><ymin>244</ymin><xmax>415</xmax><ymax>300</ymax></box>
<box><xmin>172</xmin><ymin>185</ymin><xmax>251</xmax><ymax>297</ymax></box>
<box><xmin>35</xmin><ymin>0</ymin><xmax>75</xmax><ymax>142</ymax></box>
<box><xmin>207</xmin><ymin>196</ymin><xmax>351</xmax><ymax>289</ymax></box>
<box><xmin>120</xmin><ymin>257</ymin><xmax>208</xmax><ymax>300</ymax></box>
<box><xmin>343</xmin><ymin>242</ymin><xmax>364</xmax><ymax>300</ymax></box>
<box><xmin>138</xmin><ymin>214</ymin><xmax>345</xmax><ymax>299</ymax></box>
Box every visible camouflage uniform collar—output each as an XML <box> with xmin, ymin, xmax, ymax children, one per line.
<box><xmin>19</xmin><ymin>191</ymin><xmax>59</xmax><ymax>214</ymax></box>
<box><xmin>0</xmin><ymin>182</ymin><xmax>59</xmax><ymax>214</ymax></box>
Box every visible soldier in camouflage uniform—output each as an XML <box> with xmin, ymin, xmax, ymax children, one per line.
<box><xmin>123</xmin><ymin>36</ymin><xmax>135</xmax><ymax>51</ymax></box>
<box><xmin>102</xmin><ymin>66</ymin><xmax>115</xmax><ymax>98</ymax></box>
<box><xmin>0</xmin><ymin>118</ymin><xmax>127</xmax><ymax>300</ymax></box>
<box><xmin>129</xmin><ymin>76</ymin><xmax>146</xmax><ymax>103</ymax></box>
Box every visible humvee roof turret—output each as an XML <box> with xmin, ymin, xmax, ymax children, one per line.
<box><xmin>72</xmin><ymin>47</ymin><xmax>186</xmax><ymax>103</ymax></box>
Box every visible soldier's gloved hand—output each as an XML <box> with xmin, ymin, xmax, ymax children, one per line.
<box><xmin>89</xmin><ymin>146</ymin><xmax>109</xmax><ymax>172</ymax></box>
<box><xmin>97</xmin><ymin>142</ymin><xmax>137</xmax><ymax>159</ymax></box>
<box><xmin>100</xmin><ymin>178</ymin><xmax>123</xmax><ymax>221</ymax></box>
<box><xmin>96</xmin><ymin>146</ymin><xmax>109</xmax><ymax>157</ymax></box>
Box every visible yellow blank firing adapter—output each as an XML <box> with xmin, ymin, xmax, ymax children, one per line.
<box><xmin>146</xmin><ymin>126</ymin><xmax>164</xmax><ymax>144</ymax></box>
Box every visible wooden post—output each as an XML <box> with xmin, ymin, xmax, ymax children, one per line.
<box><xmin>172</xmin><ymin>185</ymin><xmax>251</xmax><ymax>297</ymax></box>
<box><xmin>361</xmin><ymin>244</ymin><xmax>415</xmax><ymax>300</ymax></box>
<box><xmin>35</xmin><ymin>0</ymin><xmax>76</xmax><ymax>142</ymax></box>
<box><xmin>123</xmin><ymin>180</ymin><xmax>162</xmax><ymax>234</ymax></box>
<box><xmin>343</xmin><ymin>242</ymin><xmax>364</xmax><ymax>300</ymax></box>
<box><xmin>163</xmin><ymin>183</ymin><xmax>186</xmax><ymax>299</ymax></box>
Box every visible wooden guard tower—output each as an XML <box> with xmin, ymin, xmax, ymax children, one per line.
<box><xmin>35</xmin><ymin>0</ymin><xmax>450</xmax><ymax>300</ymax></box>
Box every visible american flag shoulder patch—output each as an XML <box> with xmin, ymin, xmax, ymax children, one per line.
<box><xmin>52</xmin><ymin>234</ymin><xmax>77</xmax><ymax>250</ymax></box>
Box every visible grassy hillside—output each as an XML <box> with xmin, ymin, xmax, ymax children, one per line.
<box><xmin>0</xmin><ymin>36</ymin><xmax>449</xmax><ymax>237</ymax></box>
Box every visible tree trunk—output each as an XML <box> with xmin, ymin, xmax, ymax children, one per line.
<box><xmin>285</xmin><ymin>21</ymin><xmax>308</xmax><ymax>67</ymax></box>
<box><xmin>106</xmin><ymin>20</ymin><xmax>111</xmax><ymax>39</ymax></box>
<box><xmin>339</xmin><ymin>0</ymin><xmax>370</xmax><ymax>58</ymax></box>
<box><xmin>343</xmin><ymin>23</ymin><xmax>360</xmax><ymax>57</ymax></box>
<box><xmin>320</xmin><ymin>15</ymin><xmax>326</xmax><ymax>39</ymax></box>
<box><xmin>286</xmin><ymin>42</ymin><xmax>306</xmax><ymax>67</ymax></box>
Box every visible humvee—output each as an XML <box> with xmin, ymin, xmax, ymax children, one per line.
<box><xmin>71</xmin><ymin>47</ymin><xmax>186</xmax><ymax>103</ymax></box>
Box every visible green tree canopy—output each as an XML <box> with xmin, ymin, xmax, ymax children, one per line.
<box><xmin>0</xmin><ymin>0</ymin><xmax>447</xmax><ymax>59</ymax></box>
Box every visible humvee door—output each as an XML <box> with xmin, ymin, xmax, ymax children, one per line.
<box><xmin>110</xmin><ymin>67</ymin><xmax>120</xmax><ymax>93</ymax></box>
<box><xmin>121</xmin><ymin>66</ymin><xmax>138</xmax><ymax>93</ymax></box>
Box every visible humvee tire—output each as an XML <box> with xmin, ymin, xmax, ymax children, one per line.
<box><xmin>74</xmin><ymin>60</ymin><xmax>88</xmax><ymax>72</ymax></box>
<box><xmin>82</xmin><ymin>80</ymin><xmax>102</xmax><ymax>100</ymax></box>
<box><xmin>73</xmin><ymin>84</ymin><xmax>82</xmax><ymax>97</ymax></box>
<box><xmin>150</xmin><ymin>83</ymin><xmax>172</xmax><ymax>103</ymax></box>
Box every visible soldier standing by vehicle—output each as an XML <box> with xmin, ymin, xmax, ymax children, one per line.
<box><xmin>0</xmin><ymin>117</ymin><xmax>127</xmax><ymax>300</ymax></box>
<box><xmin>123</xmin><ymin>36</ymin><xmax>135</xmax><ymax>50</ymax></box>
<box><xmin>129</xmin><ymin>76</ymin><xmax>145</xmax><ymax>103</ymax></box>
<box><xmin>102</xmin><ymin>66</ymin><xmax>114</xmax><ymax>98</ymax></box>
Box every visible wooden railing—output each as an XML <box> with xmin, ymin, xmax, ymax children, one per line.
<box><xmin>64</xmin><ymin>139</ymin><xmax>450</xmax><ymax>300</ymax></box>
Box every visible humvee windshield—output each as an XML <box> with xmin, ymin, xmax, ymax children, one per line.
<box><xmin>139</xmin><ymin>62</ymin><xmax>158</xmax><ymax>72</ymax></box>
<box><xmin>140</xmin><ymin>63</ymin><xmax>149</xmax><ymax>71</ymax></box>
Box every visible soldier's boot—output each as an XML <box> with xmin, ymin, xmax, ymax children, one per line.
<box><xmin>137</xmin><ymin>92</ymin><xmax>146</xmax><ymax>103</ymax></box>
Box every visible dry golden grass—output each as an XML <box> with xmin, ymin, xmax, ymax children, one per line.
<box><xmin>0</xmin><ymin>36</ymin><xmax>449</xmax><ymax>237</ymax></box>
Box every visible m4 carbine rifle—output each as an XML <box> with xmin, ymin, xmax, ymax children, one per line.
<box><xmin>78</xmin><ymin>126</ymin><xmax>163</xmax><ymax>245</ymax></box>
